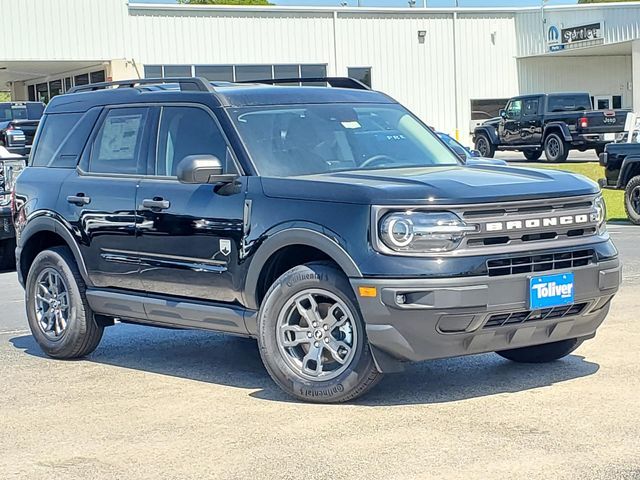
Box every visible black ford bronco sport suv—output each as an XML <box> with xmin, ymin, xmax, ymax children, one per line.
<box><xmin>13</xmin><ymin>77</ymin><xmax>620</xmax><ymax>403</ymax></box>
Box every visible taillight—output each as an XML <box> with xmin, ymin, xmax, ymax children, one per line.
<box><xmin>579</xmin><ymin>117</ymin><xmax>588</xmax><ymax>129</ymax></box>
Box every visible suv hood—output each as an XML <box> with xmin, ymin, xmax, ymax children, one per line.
<box><xmin>260</xmin><ymin>165</ymin><xmax>599</xmax><ymax>205</ymax></box>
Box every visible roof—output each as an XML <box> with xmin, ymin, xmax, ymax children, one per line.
<box><xmin>46</xmin><ymin>82</ymin><xmax>395</xmax><ymax>113</ymax></box>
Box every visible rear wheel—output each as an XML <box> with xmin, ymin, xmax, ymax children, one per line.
<box><xmin>474</xmin><ymin>134</ymin><xmax>495</xmax><ymax>158</ymax></box>
<box><xmin>523</xmin><ymin>149</ymin><xmax>542</xmax><ymax>161</ymax></box>
<box><xmin>496</xmin><ymin>338</ymin><xmax>582</xmax><ymax>363</ymax></box>
<box><xmin>257</xmin><ymin>262</ymin><xmax>381</xmax><ymax>403</ymax></box>
<box><xmin>544</xmin><ymin>133</ymin><xmax>569</xmax><ymax>162</ymax></box>
<box><xmin>25</xmin><ymin>246</ymin><xmax>103</xmax><ymax>359</ymax></box>
<box><xmin>624</xmin><ymin>175</ymin><xmax>640</xmax><ymax>225</ymax></box>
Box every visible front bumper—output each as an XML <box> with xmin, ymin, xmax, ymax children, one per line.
<box><xmin>351</xmin><ymin>257</ymin><xmax>621</xmax><ymax>372</ymax></box>
<box><xmin>0</xmin><ymin>206</ymin><xmax>15</xmax><ymax>241</ymax></box>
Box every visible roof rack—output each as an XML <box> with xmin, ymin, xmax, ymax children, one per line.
<box><xmin>67</xmin><ymin>77</ymin><xmax>215</xmax><ymax>94</ymax></box>
<box><xmin>239</xmin><ymin>77</ymin><xmax>370</xmax><ymax>91</ymax></box>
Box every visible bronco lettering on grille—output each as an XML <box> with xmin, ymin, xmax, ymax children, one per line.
<box><xmin>485</xmin><ymin>214</ymin><xmax>590</xmax><ymax>232</ymax></box>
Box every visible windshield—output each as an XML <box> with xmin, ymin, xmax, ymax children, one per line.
<box><xmin>0</xmin><ymin>103</ymin><xmax>44</xmax><ymax>122</ymax></box>
<box><xmin>229</xmin><ymin>103</ymin><xmax>460</xmax><ymax>177</ymax></box>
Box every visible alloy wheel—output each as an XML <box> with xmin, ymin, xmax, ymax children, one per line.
<box><xmin>547</xmin><ymin>137</ymin><xmax>560</xmax><ymax>159</ymax></box>
<box><xmin>631</xmin><ymin>186</ymin><xmax>640</xmax><ymax>214</ymax></box>
<box><xmin>34</xmin><ymin>268</ymin><xmax>70</xmax><ymax>340</ymax></box>
<box><xmin>276</xmin><ymin>289</ymin><xmax>358</xmax><ymax>381</ymax></box>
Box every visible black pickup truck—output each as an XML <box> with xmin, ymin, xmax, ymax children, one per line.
<box><xmin>599</xmin><ymin>141</ymin><xmax>640</xmax><ymax>224</ymax></box>
<box><xmin>473</xmin><ymin>93</ymin><xmax>627</xmax><ymax>162</ymax></box>
<box><xmin>0</xmin><ymin>102</ymin><xmax>45</xmax><ymax>155</ymax></box>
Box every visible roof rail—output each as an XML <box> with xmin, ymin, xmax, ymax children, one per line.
<box><xmin>239</xmin><ymin>77</ymin><xmax>371</xmax><ymax>91</ymax></box>
<box><xmin>67</xmin><ymin>77</ymin><xmax>215</xmax><ymax>94</ymax></box>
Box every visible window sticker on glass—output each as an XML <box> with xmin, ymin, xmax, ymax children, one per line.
<box><xmin>341</xmin><ymin>121</ymin><xmax>361</xmax><ymax>129</ymax></box>
<box><xmin>98</xmin><ymin>114</ymin><xmax>143</xmax><ymax>160</ymax></box>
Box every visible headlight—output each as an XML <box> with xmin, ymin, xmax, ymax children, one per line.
<box><xmin>379</xmin><ymin>211</ymin><xmax>478</xmax><ymax>253</ymax></box>
<box><xmin>594</xmin><ymin>195</ymin><xmax>607</xmax><ymax>234</ymax></box>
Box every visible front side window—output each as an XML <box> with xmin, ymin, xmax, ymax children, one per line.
<box><xmin>230</xmin><ymin>103</ymin><xmax>460</xmax><ymax>177</ymax></box>
<box><xmin>506</xmin><ymin>100</ymin><xmax>522</xmax><ymax>119</ymax></box>
<box><xmin>156</xmin><ymin>106</ymin><xmax>229</xmax><ymax>176</ymax></box>
<box><xmin>89</xmin><ymin>108</ymin><xmax>148</xmax><ymax>175</ymax></box>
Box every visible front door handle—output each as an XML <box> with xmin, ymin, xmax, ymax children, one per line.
<box><xmin>142</xmin><ymin>198</ymin><xmax>171</xmax><ymax>210</ymax></box>
<box><xmin>67</xmin><ymin>194</ymin><xmax>91</xmax><ymax>206</ymax></box>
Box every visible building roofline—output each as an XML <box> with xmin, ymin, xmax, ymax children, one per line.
<box><xmin>127</xmin><ymin>1</ymin><xmax>640</xmax><ymax>15</ymax></box>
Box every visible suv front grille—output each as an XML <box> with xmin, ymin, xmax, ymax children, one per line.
<box><xmin>487</xmin><ymin>249</ymin><xmax>595</xmax><ymax>277</ymax></box>
<box><xmin>483</xmin><ymin>302</ymin><xmax>588</xmax><ymax>329</ymax></box>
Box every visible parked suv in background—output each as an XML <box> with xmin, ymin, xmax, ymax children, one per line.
<box><xmin>473</xmin><ymin>93</ymin><xmax>627</xmax><ymax>162</ymax></box>
<box><xmin>0</xmin><ymin>101</ymin><xmax>45</xmax><ymax>155</ymax></box>
<box><xmin>13</xmin><ymin>78</ymin><xmax>620</xmax><ymax>403</ymax></box>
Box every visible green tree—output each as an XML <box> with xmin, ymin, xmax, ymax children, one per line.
<box><xmin>177</xmin><ymin>0</ymin><xmax>272</xmax><ymax>5</ymax></box>
<box><xmin>578</xmin><ymin>0</ymin><xmax>635</xmax><ymax>3</ymax></box>
<box><xmin>0</xmin><ymin>92</ymin><xmax>10</xmax><ymax>102</ymax></box>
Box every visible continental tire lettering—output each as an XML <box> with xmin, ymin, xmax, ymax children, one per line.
<box><xmin>286</xmin><ymin>272</ymin><xmax>328</xmax><ymax>288</ymax></box>
<box><xmin>299</xmin><ymin>384</ymin><xmax>345</xmax><ymax>398</ymax></box>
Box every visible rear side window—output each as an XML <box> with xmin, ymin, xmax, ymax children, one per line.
<box><xmin>548</xmin><ymin>95</ymin><xmax>591</xmax><ymax>112</ymax></box>
<box><xmin>89</xmin><ymin>108</ymin><xmax>148</xmax><ymax>175</ymax></box>
<box><xmin>156</xmin><ymin>106</ymin><xmax>229</xmax><ymax>176</ymax></box>
<box><xmin>30</xmin><ymin>113</ymin><xmax>82</xmax><ymax>167</ymax></box>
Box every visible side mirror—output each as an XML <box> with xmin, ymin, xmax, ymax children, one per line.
<box><xmin>176</xmin><ymin>155</ymin><xmax>237</xmax><ymax>184</ymax></box>
<box><xmin>470</xmin><ymin>149</ymin><xmax>481</xmax><ymax>157</ymax></box>
<box><xmin>499</xmin><ymin>109</ymin><xmax>506</xmax><ymax>119</ymax></box>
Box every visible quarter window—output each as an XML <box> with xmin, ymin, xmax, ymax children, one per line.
<box><xmin>89</xmin><ymin>108</ymin><xmax>149</xmax><ymax>175</ymax></box>
<box><xmin>30</xmin><ymin>113</ymin><xmax>82</xmax><ymax>167</ymax></box>
<box><xmin>156</xmin><ymin>107</ymin><xmax>229</xmax><ymax>177</ymax></box>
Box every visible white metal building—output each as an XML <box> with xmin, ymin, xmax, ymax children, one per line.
<box><xmin>2</xmin><ymin>0</ymin><xmax>640</xmax><ymax>141</ymax></box>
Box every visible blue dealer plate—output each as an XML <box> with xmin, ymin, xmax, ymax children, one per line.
<box><xmin>529</xmin><ymin>273</ymin><xmax>575</xmax><ymax>310</ymax></box>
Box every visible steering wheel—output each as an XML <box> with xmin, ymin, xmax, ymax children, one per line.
<box><xmin>359</xmin><ymin>154</ymin><xmax>397</xmax><ymax>169</ymax></box>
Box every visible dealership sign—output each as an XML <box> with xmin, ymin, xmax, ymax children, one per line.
<box><xmin>561</xmin><ymin>22</ymin><xmax>603</xmax><ymax>44</ymax></box>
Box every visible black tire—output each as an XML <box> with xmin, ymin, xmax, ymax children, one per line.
<box><xmin>257</xmin><ymin>262</ymin><xmax>381</xmax><ymax>403</ymax></box>
<box><xmin>543</xmin><ymin>133</ymin><xmax>569</xmax><ymax>162</ymax></box>
<box><xmin>25</xmin><ymin>246</ymin><xmax>103</xmax><ymax>359</ymax></box>
<box><xmin>523</xmin><ymin>149</ymin><xmax>542</xmax><ymax>161</ymax></box>
<box><xmin>624</xmin><ymin>175</ymin><xmax>640</xmax><ymax>225</ymax></box>
<box><xmin>496</xmin><ymin>338</ymin><xmax>582</xmax><ymax>363</ymax></box>
<box><xmin>0</xmin><ymin>238</ymin><xmax>16</xmax><ymax>271</ymax></box>
<box><xmin>474</xmin><ymin>133</ymin><xmax>496</xmax><ymax>158</ymax></box>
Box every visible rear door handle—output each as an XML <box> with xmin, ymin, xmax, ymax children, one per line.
<box><xmin>142</xmin><ymin>198</ymin><xmax>171</xmax><ymax>210</ymax></box>
<box><xmin>67</xmin><ymin>194</ymin><xmax>91</xmax><ymax>206</ymax></box>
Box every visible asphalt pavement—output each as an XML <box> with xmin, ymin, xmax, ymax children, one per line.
<box><xmin>0</xmin><ymin>228</ymin><xmax>638</xmax><ymax>480</ymax></box>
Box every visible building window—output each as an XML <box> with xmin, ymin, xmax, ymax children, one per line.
<box><xmin>300</xmin><ymin>65</ymin><xmax>327</xmax><ymax>85</ymax></box>
<box><xmin>28</xmin><ymin>85</ymin><xmax>36</xmax><ymax>101</ymax></box>
<box><xmin>90</xmin><ymin>70</ymin><xmax>106</xmax><ymax>84</ymax></box>
<box><xmin>194</xmin><ymin>65</ymin><xmax>234</xmax><ymax>82</ymax></box>
<box><xmin>274</xmin><ymin>65</ymin><xmax>300</xmax><ymax>85</ymax></box>
<box><xmin>144</xmin><ymin>65</ymin><xmax>162</xmax><ymax>78</ymax></box>
<box><xmin>163</xmin><ymin>65</ymin><xmax>192</xmax><ymax>77</ymax></box>
<box><xmin>347</xmin><ymin>67</ymin><xmax>372</xmax><ymax>88</ymax></box>
<box><xmin>36</xmin><ymin>83</ymin><xmax>49</xmax><ymax>103</ymax></box>
<box><xmin>613</xmin><ymin>95</ymin><xmax>622</xmax><ymax>109</ymax></box>
<box><xmin>74</xmin><ymin>73</ymin><xmax>89</xmax><ymax>86</ymax></box>
<box><xmin>470</xmin><ymin>99</ymin><xmax>510</xmax><ymax>121</ymax></box>
<box><xmin>235</xmin><ymin>65</ymin><xmax>273</xmax><ymax>82</ymax></box>
<box><xmin>49</xmin><ymin>79</ymin><xmax>63</xmax><ymax>99</ymax></box>
<box><xmin>64</xmin><ymin>77</ymin><xmax>72</xmax><ymax>92</ymax></box>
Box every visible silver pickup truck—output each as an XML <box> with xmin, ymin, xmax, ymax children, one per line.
<box><xmin>0</xmin><ymin>149</ymin><xmax>26</xmax><ymax>269</ymax></box>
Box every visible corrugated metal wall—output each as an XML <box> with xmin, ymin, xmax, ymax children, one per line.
<box><xmin>518</xmin><ymin>55</ymin><xmax>633</xmax><ymax>108</ymax></box>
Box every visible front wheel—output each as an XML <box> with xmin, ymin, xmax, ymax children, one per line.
<box><xmin>474</xmin><ymin>134</ymin><xmax>496</xmax><ymax>158</ymax></box>
<box><xmin>496</xmin><ymin>338</ymin><xmax>582</xmax><ymax>363</ymax></box>
<box><xmin>523</xmin><ymin>149</ymin><xmax>542</xmax><ymax>161</ymax></box>
<box><xmin>25</xmin><ymin>246</ymin><xmax>104</xmax><ymax>359</ymax></box>
<box><xmin>544</xmin><ymin>133</ymin><xmax>569</xmax><ymax>162</ymax></box>
<box><xmin>257</xmin><ymin>262</ymin><xmax>381</xmax><ymax>403</ymax></box>
<box><xmin>624</xmin><ymin>175</ymin><xmax>640</xmax><ymax>225</ymax></box>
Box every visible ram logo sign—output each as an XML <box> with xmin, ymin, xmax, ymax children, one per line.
<box><xmin>548</xmin><ymin>25</ymin><xmax>560</xmax><ymax>45</ymax></box>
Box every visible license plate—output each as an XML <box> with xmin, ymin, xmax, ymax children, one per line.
<box><xmin>604</xmin><ymin>133</ymin><xmax>615</xmax><ymax>141</ymax></box>
<box><xmin>529</xmin><ymin>273</ymin><xmax>574</xmax><ymax>310</ymax></box>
